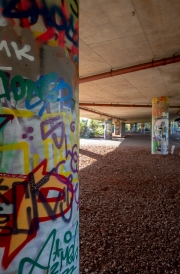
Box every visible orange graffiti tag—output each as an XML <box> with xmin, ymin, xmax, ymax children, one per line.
<box><xmin>0</xmin><ymin>159</ymin><xmax>74</xmax><ymax>269</ymax></box>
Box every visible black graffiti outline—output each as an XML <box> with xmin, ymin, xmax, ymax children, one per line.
<box><xmin>0</xmin><ymin>114</ymin><xmax>14</xmax><ymax>131</ymax></box>
<box><xmin>40</xmin><ymin>115</ymin><xmax>65</xmax><ymax>149</ymax></box>
<box><xmin>0</xmin><ymin>164</ymin><xmax>74</xmax><ymax>237</ymax></box>
<box><xmin>60</xmin><ymin>197</ymin><xmax>73</xmax><ymax>223</ymax></box>
<box><xmin>0</xmin><ymin>178</ymin><xmax>12</xmax><ymax>236</ymax></box>
<box><xmin>70</xmin><ymin>0</ymin><xmax>79</xmax><ymax>18</ymax></box>
<box><xmin>2</xmin><ymin>0</ymin><xmax>78</xmax><ymax>47</ymax></box>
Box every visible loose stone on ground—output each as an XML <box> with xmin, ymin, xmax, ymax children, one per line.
<box><xmin>79</xmin><ymin>144</ymin><xmax>180</xmax><ymax>274</ymax></box>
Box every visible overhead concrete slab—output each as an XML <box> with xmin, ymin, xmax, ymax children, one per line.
<box><xmin>79</xmin><ymin>0</ymin><xmax>180</xmax><ymax>122</ymax></box>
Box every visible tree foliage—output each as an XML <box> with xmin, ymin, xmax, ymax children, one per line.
<box><xmin>80</xmin><ymin>119</ymin><xmax>104</xmax><ymax>138</ymax></box>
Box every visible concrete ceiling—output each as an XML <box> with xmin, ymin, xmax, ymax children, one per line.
<box><xmin>79</xmin><ymin>0</ymin><xmax>180</xmax><ymax>122</ymax></box>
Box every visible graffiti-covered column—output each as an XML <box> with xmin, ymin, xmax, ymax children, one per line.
<box><xmin>114</xmin><ymin>119</ymin><xmax>120</xmax><ymax>135</ymax></box>
<box><xmin>152</xmin><ymin>97</ymin><xmax>169</xmax><ymax>154</ymax></box>
<box><xmin>0</xmin><ymin>1</ymin><xmax>79</xmax><ymax>273</ymax></box>
<box><xmin>104</xmin><ymin>119</ymin><xmax>112</xmax><ymax>140</ymax></box>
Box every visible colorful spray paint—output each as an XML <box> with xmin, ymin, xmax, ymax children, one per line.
<box><xmin>114</xmin><ymin>119</ymin><xmax>120</xmax><ymax>135</ymax></box>
<box><xmin>151</xmin><ymin>97</ymin><xmax>169</xmax><ymax>155</ymax></box>
<box><xmin>0</xmin><ymin>0</ymin><xmax>79</xmax><ymax>273</ymax></box>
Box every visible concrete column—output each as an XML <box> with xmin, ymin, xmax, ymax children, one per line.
<box><xmin>177</xmin><ymin>119</ymin><xmax>180</xmax><ymax>128</ymax></box>
<box><xmin>134</xmin><ymin>123</ymin><xmax>137</xmax><ymax>132</ymax></box>
<box><xmin>114</xmin><ymin>119</ymin><xmax>120</xmax><ymax>135</ymax></box>
<box><xmin>0</xmin><ymin>1</ymin><xmax>79</xmax><ymax>273</ymax></box>
<box><xmin>169</xmin><ymin>122</ymin><xmax>173</xmax><ymax>134</ymax></box>
<box><xmin>121</xmin><ymin>122</ymin><xmax>126</xmax><ymax>137</ymax></box>
<box><xmin>130</xmin><ymin>123</ymin><xmax>133</xmax><ymax>132</ymax></box>
<box><xmin>113</xmin><ymin>124</ymin><xmax>116</xmax><ymax>134</ymax></box>
<box><xmin>141</xmin><ymin>122</ymin><xmax>145</xmax><ymax>134</ymax></box>
<box><xmin>104</xmin><ymin>119</ymin><xmax>113</xmax><ymax>139</ymax></box>
<box><xmin>152</xmin><ymin>97</ymin><xmax>169</xmax><ymax>154</ymax></box>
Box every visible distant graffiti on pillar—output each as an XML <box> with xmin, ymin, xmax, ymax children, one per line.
<box><xmin>0</xmin><ymin>0</ymin><xmax>79</xmax><ymax>273</ymax></box>
<box><xmin>152</xmin><ymin>97</ymin><xmax>169</xmax><ymax>155</ymax></box>
<box><xmin>114</xmin><ymin>120</ymin><xmax>120</xmax><ymax>135</ymax></box>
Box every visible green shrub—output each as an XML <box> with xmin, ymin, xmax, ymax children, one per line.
<box><xmin>80</xmin><ymin>119</ymin><xmax>104</xmax><ymax>138</ymax></box>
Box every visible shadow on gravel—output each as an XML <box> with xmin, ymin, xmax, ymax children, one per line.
<box><xmin>79</xmin><ymin>149</ymin><xmax>102</xmax><ymax>160</ymax></box>
<box><xmin>79</xmin><ymin>137</ymin><xmax>180</xmax><ymax>274</ymax></box>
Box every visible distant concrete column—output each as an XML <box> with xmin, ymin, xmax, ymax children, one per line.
<box><xmin>114</xmin><ymin>119</ymin><xmax>120</xmax><ymax>135</ymax></box>
<box><xmin>134</xmin><ymin>123</ymin><xmax>137</xmax><ymax>132</ymax></box>
<box><xmin>152</xmin><ymin>97</ymin><xmax>169</xmax><ymax>154</ymax></box>
<box><xmin>141</xmin><ymin>122</ymin><xmax>145</xmax><ymax>134</ymax></box>
<box><xmin>169</xmin><ymin>122</ymin><xmax>173</xmax><ymax>134</ymax></box>
<box><xmin>121</xmin><ymin>122</ymin><xmax>126</xmax><ymax>137</ymax></box>
<box><xmin>130</xmin><ymin>123</ymin><xmax>133</xmax><ymax>132</ymax></box>
<box><xmin>104</xmin><ymin>119</ymin><xmax>113</xmax><ymax>140</ymax></box>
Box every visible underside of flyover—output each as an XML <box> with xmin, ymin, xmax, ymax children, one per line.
<box><xmin>79</xmin><ymin>0</ymin><xmax>180</xmax><ymax>123</ymax></box>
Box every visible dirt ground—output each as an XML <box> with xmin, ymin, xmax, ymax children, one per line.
<box><xmin>79</xmin><ymin>135</ymin><xmax>180</xmax><ymax>274</ymax></box>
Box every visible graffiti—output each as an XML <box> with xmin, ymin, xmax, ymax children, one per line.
<box><xmin>11</xmin><ymin>42</ymin><xmax>34</xmax><ymax>61</ymax></box>
<box><xmin>152</xmin><ymin>96</ymin><xmax>168</xmax><ymax>104</ymax></box>
<box><xmin>18</xmin><ymin>221</ymin><xmax>78</xmax><ymax>274</ymax></box>
<box><xmin>152</xmin><ymin>107</ymin><xmax>168</xmax><ymax>117</ymax></box>
<box><xmin>0</xmin><ymin>0</ymin><xmax>79</xmax><ymax>272</ymax></box>
<box><xmin>70</xmin><ymin>0</ymin><xmax>78</xmax><ymax>18</ymax></box>
<box><xmin>67</xmin><ymin>144</ymin><xmax>78</xmax><ymax>173</ymax></box>
<box><xmin>0</xmin><ymin>41</ymin><xmax>11</xmax><ymax>57</ymax></box>
<box><xmin>3</xmin><ymin>0</ymin><xmax>74</xmax><ymax>33</ymax></box>
<box><xmin>0</xmin><ymin>114</ymin><xmax>14</xmax><ymax>131</ymax></box>
<box><xmin>22</xmin><ymin>127</ymin><xmax>34</xmax><ymax>140</ymax></box>
<box><xmin>152</xmin><ymin>117</ymin><xmax>168</xmax><ymax>154</ymax></box>
<box><xmin>114</xmin><ymin>120</ymin><xmax>120</xmax><ymax>135</ymax></box>
<box><xmin>40</xmin><ymin>115</ymin><xmax>78</xmax><ymax>173</ymax></box>
<box><xmin>1</xmin><ymin>0</ymin><xmax>78</xmax><ymax>53</ymax></box>
<box><xmin>0</xmin><ymin>40</ymin><xmax>34</xmax><ymax>62</ymax></box>
<box><xmin>0</xmin><ymin>159</ymin><xmax>75</xmax><ymax>269</ymax></box>
<box><xmin>0</xmin><ymin>173</ymin><xmax>27</xmax><ymax>179</ymax></box>
<box><xmin>0</xmin><ymin>142</ymin><xmax>30</xmax><ymax>175</ymax></box>
<box><xmin>0</xmin><ymin>112</ymin><xmax>78</xmax><ymax>176</ymax></box>
<box><xmin>152</xmin><ymin>97</ymin><xmax>169</xmax><ymax>154</ymax></box>
<box><xmin>0</xmin><ymin>71</ymin><xmax>74</xmax><ymax>116</ymax></box>
<box><xmin>0</xmin><ymin>66</ymin><xmax>12</xmax><ymax>71</ymax></box>
<box><xmin>41</xmin><ymin>115</ymin><xmax>65</xmax><ymax>149</ymax></box>
<box><xmin>74</xmin><ymin>183</ymin><xmax>79</xmax><ymax>210</ymax></box>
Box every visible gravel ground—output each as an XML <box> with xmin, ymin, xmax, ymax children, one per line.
<box><xmin>79</xmin><ymin>141</ymin><xmax>180</xmax><ymax>274</ymax></box>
